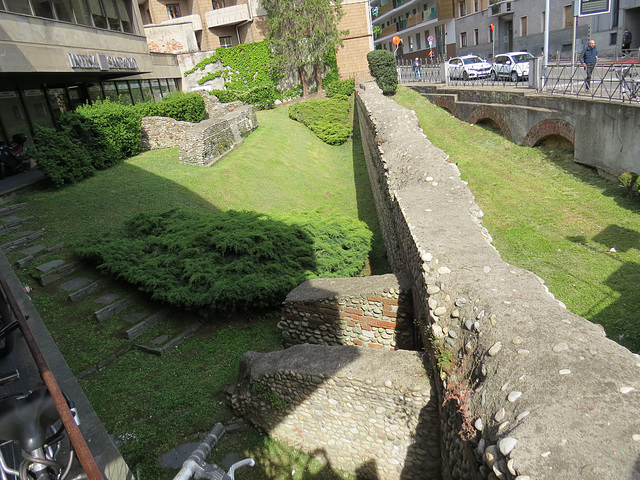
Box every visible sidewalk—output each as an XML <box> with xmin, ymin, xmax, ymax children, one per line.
<box><xmin>0</xmin><ymin>169</ymin><xmax>45</xmax><ymax>198</ymax></box>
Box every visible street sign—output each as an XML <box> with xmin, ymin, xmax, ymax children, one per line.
<box><xmin>579</xmin><ymin>0</ymin><xmax>610</xmax><ymax>16</ymax></box>
<box><xmin>427</xmin><ymin>35</ymin><xmax>433</xmax><ymax>43</ymax></box>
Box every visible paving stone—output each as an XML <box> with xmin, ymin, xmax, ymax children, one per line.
<box><xmin>36</xmin><ymin>259</ymin><xmax>66</xmax><ymax>272</ymax></box>
<box><xmin>1</xmin><ymin>216</ymin><xmax>21</xmax><ymax>223</ymax></box>
<box><xmin>122</xmin><ymin>312</ymin><xmax>146</xmax><ymax>324</ymax></box>
<box><xmin>59</xmin><ymin>277</ymin><xmax>93</xmax><ymax>292</ymax></box>
<box><xmin>94</xmin><ymin>293</ymin><xmax>120</xmax><ymax>304</ymax></box>
<box><xmin>21</xmin><ymin>245</ymin><xmax>46</xmax><ymax>255</ymax></box>
<box><xmin>151</xmin><ymin>335</ymin><xmax>169</xmax><ymax>345</ymax></box>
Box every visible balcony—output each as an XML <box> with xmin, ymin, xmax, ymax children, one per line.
<box><xmin>490</xmin><ymin>1</ymin><xmax>513</xmax><ymax>16</ymax></box>
<box><xmin>205</xmin><ymin>4</ymin><xmax>251</xmax><ymax>28</ymax></box>
<box><xmin>160</xmin><ymin>13</ymin><xmax>202</xmax><ymax>31</ymax></box>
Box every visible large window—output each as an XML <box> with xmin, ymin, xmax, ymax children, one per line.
<box><xmin>460</xmin><ymin>31</ymin><xmax>467</xmax><ymax>48</ymax></box>
<box><xmin>87</xmin><ymin>0</ymin><xmax>107</xmax><ymax>28</ymax></box>
<box><xmin>0</xmin><ymin>91</ymin><xmax>30</xmax><ymax>141</ymax></box>
<box><xmin>220</xmin><ymin>36</ymin><xmax>233</xmax><ymax>48</ymax></box>
<box><xmin>167</xmin><ymin>4</ymin><xmax>180</xmax><ymax>19</ymax></box>
<box><xmin>521</xmin><ymin>16</ymin><xmax>527</xmax><ymax>37</ymax></box>
<box><xmin>4</xmin><ymin>0</ymin><xmax>32</xmax><ymax>14</ymax></box>
<box><xmin>69</xmin><ymin>0</ymin><xmax>92</xmax><ymax>25</ymax></box>
<box><xmin>564</xmin><ymin>5</ymin><xmax>574</xmax><ymax>29</ymax></box>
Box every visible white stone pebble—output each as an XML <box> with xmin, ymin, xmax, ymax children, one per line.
<box><xmin>516</xmin><ymin>411</ymin><xmax>531</xmax><ymax>421</ymax></box>
<box><xmin>498</xmin><ymin>437</ymin><xmax>518</xmax><ymax>456</ymax></box>
<box><xmin>559</xmin><ymin>369</ymin><xmax>571</xmax><ymax>375</ymax></box>
<box><xmin>552</xmin><ymin>342</ymin><xmax>569</xmax><ymax>353</ymax></box>
<box><xmin>633</xmin><ymin>434</ymin><xmax>640</xmax><ymax>441</ymax></box>
<box><xmin>508</xmin><ymin>391</ymin><xmax>522</xmax><ymax>402</ymax></box>
<box><xmin>620</xmin><ymin>386</ymin><xmax>635</xmax><ymax>394</ymax></box>
<box><xmin>488</xmin><ymin>342</ymin><xmax>503</xmax><ymax>356</ymax></box>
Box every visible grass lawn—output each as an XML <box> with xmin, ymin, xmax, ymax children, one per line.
<box><xmin>393</xmin><ymin>85</ymin><xmax>640</xmax><ymax>353</ymax></box>
<box><xmin>5</xmin><ymin>103</ymin><xmax>388</xmax><ymax>479</ymax></box>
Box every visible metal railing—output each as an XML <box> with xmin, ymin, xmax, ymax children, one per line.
<box><xmin>396</xmin><ymin>57</ymin><xmax>640</xmax><ymax>104</ymax></box>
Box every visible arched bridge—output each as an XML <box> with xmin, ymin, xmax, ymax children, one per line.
<box><xmin>410</xmin><ymin>85</ymin><xmax>640</xmax><ymax>178</ymax></box>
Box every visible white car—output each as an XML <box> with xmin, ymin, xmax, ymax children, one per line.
<box><xmin>448</xmin><ymin>55</ymin><xmax>492</xmax><ymax>80</ymax></box>
<box><xmin>490</xmin><ymin>52</ymin><xmax>535</xmax><ymax>82</ymax></box>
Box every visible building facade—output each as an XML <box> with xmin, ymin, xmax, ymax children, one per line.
<box><xmin>0</xmin><ymin>0</ymin><xmax>182</xmax><ymax>143</ymax></box>
<box><xmin>138</xmin><ymin>0</ymin><xmax>374</xmax><ymax>83</ymax></box>
<box><xmin>370</xmin><ymin>0</ymin><xmax>457</xmax><ymax>62</ymax></box>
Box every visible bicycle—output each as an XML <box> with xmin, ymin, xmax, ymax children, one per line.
<box><xmin>616</xmin><ymin>65</ymin><xmax>640</xmax><ymax>102</ymax></box>
<box><xmin>0</xmin><ymin>389</ymin><xmax>80</xmax><ymax>480</ymax></box>
<box><xmin>173</xmin><ymin>423</ymin><xmax>255</xmax><ymax>480</ymax></box>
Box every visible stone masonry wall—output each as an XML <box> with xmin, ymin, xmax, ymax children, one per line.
<box><xmin>230</xmin><ymin>344</ymin><xmax>441</xmax><ymax>480</ymax></box>
<box><xmin>355</xmin><ymin>81</ymin><xmax>640</xmax><ymax>480</ymax></box>
<box><xmin>141</xmin><ymin>101</ymin><xmax>257</xmax><ymax>167</ymax></box>
<box><xmin>279</xmin><ymin>274</ymin><xmax>414</xmax><ymax>351</ymax></box>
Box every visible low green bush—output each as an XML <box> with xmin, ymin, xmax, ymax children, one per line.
<box><xmin>74</xmin><ymin>99</ymin><xmax>143</xmax><ymax>157</ymax></box>
<box><xmin>75</xmin><ymin>208</ymin><xmax>371</xmax><ymax>313</ymax></box>
<box><xmin>145</xmin><ymin>91</ymin><xmax>206</xmax><ymax>123</ymax></box>
<box><xmin>325</xmin><ymin>78</ymin><xmax>355</xmax><ymax>98</ymax></box>
<box><xmin>58</xmin><ymin>112</ymin><xmax>124</xmax><ymax>170</ymax></box>
<box><xmin>619</xmin><ymin>171</ymin><xmax>639</xmax><ymax>197</ymax></box>
<box><xmin>30</xmin><ymin>125</ymin><xmax>95</xmax><ymax>188</ymax></box>
<box><xmin>288</xmin><ymin>98</ymin><xmax>351</xmax><ymax>145</ymax></box>
<box><xmin>366</xmin><ymin>50</ymin><xmax>398</xmax><ymax>95</ymax></box>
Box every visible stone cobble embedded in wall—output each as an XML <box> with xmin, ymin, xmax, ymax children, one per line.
<box><xmin>355</xmin><ymin>81</ymin><xmax>640</xmax><ymax>480</ymax></box>
<box><xmin>230</xmin><ymin>345</ymin><xmax>441</xmax><ymax>480</ymax></box>
<box><xmin>279</xmin><ymin>274</ymin><xmax>414</xmax><ymax>351</ymax></box>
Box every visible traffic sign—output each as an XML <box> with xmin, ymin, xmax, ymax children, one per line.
<box><xmin>579</xmin><ymin>0</ymin><xmax>610</xmax><ymax>16</ymax></box>
<box><xmin>427</xmin><ymin>35</ymin><xmax>433</xmax><ymax>43</ymax></box>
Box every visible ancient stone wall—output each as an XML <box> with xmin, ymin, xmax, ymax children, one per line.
<box><xmin>141</xmin><ymin>101</ymin><xmax>257</xmax><ymax>167</ymax></box>
<box><xmin>279</xmin><ymin>274</ymin><xmax>414</xmax><ymax>351</ymax></box>
<box><xmin>354</xmin><ymin>81</ymin><xmax>640</xmax><ymax>480</ymax></box>
<box><xmin>230</xmin><ymin>345</ymin><xmax>441</xmax><ymax>480</ymax></box>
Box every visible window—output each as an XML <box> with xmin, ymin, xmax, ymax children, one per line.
<box><xmin>521</xmin><ymin>16</ymin><xmax>527</xmax><ymax>37</ymax></box>
<box><xmin>32</xmin><ymin>0</ymin><xmax>55</xmax><ymax>19</ymax></box>
<box><xmin>87</xmin><ymin>0</ymin><xmax>107</xmax><ymax>28</ymax></box>
<box><xmin>564</xmin><ymin>5</ymin><xmax>573</xmax><ymax>29</ymax></box>
<box><xmin>610</xmin><ymin>32</ymin><xmax>617</xmax><ymax>45</ymax></box>
<box><xmin>460</xmin><ymin>31</ymin><xmax>467</xmax><ymax>47</ymax></box>
<box><xmin>459</xmin><ymin>1</ymin><xmax>466</xmax><ymax>17</ymax></box>
<box><xmin>416</xmin><ymin>32</ymin><xmax>421</xmax><ymax>50</ymax></box>
<box><xmin>4</xmin><ymin>0</ymin><xmax>32</xmax><ymax>14</ymax></box>
<box><xmin>408</xmin><ymin>36</ymin><xmax>414</xmax><ymax>52</ymax></box>
<box><xmin>506</xmin><ymin>1</ymin><xmax>511</xmax><ymax>11</ymax></box>
<box><xmin>53</xmin><ymin>0</ymin><xmax>74</xmax><ymax>22</ymax></box>
<box><xmin>474</xmin><ymin>28</ymin><xmax>479</xmax><ymax>45</ymax></box>
<box><xmin>167</xmin><ymin>4</ymin><xmax>180</xmax><ymax>19</ymax></box>
<box><xmin>103</xmin><ymin>0</ymin><xmax>122</xmax><ymax>30</ymax></box>
<box><xmin>115</xmin><ymin>0</ymin><xmax>134</xmax><ymax>32</ymax></box>
<box><xmin>69</xmin><ymin>0</ymin><xmax>92</xmax><ymax>25</ymax></box>
<box><xmin>541</xmin><ymin>11</ymin><xmax>546</xmax><ymax>32</ymax></box>
<box><xmin>474</xmin><ymin>0</ymin><xmax>479</xmax><ymax>12</ymax></box>
<box><xmin>220</xmin><ymin>36</ymin><xmax>233</xmax><ymax>48</ymax></box>
<box><xmin>212</xmin><ymin>0</ymin><xmax>226</xmax><ymax>8</ymax></box>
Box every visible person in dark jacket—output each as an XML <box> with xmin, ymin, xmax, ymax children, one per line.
<box><xmin>582</xmin><ymin>39</ymin><xmax>598</xmax><ymax>91</ymax></box>
<box><xmin>622</xmin><ymin>28</ymin><xmax>632</xmax><ymax>55</ymax></box>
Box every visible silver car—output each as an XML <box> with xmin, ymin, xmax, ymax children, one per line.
<box><xmin>448</xmin><ymin>55</ymin><xmax>492</xmax><ymax>81</ymax></box>
<box><xmin>490</xmin><ymin>52</ymin><xmax>535</xmax><ymax>82</ymax></box>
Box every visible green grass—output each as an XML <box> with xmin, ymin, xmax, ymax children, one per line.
<box><xmin>393</xmin><ymin>85</ymin><xmax>640</xmax><ymax>352</ymax></box>
<box><xmin>6</xmin><ymin>103</ymin><xmax>389</xmax><ymax>479</ymax></box>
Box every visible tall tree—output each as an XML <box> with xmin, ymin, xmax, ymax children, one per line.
<box><xmin>263</xmin><ymin>0</ymin><xmax>348</xmax><ymax>97</ymax></box>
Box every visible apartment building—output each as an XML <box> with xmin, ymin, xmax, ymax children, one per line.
<box><xmin>371</xmin><ymin>0</ymin><xmax>456</xmax><ymax>61</ymax></box>
<box><xmin>0</xmin><ymin>0</ymin><xmax>182</xmax><ymax>143</ymax></box>
<box><xmin>455</xmin><ymin>0</ymin><xmax>640</xmax><ymax>61</ymax></box>
<box><xmin>138</xmin><ymin>0</ymin><xmax>373</xmax><ymax>82</ymax></box>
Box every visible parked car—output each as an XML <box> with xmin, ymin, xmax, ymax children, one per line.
<box><xmin>490</xmin><ymin>52</ymin><xmax>535</xmax><ymax>82</ymax></box>
<box><xmin>448</xmin><ymin>55</ymin><xmax>492</xmax><ymax>80</ymax></box>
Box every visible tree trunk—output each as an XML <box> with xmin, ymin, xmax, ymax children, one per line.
<box><xmin>299</xmin><ymin>66</ymin><xmax>308</xmax><ymax>97</ymax></box>
<box><xmin>315</xmin><ymin>64</ymin><xmax>323</xmax><ymax>93</ymax></box>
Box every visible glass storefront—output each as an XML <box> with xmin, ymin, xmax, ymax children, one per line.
<box><xmin>0</xmin><ymin>78</ymin><xmax>181</xmax><ymax>143</ymax></box>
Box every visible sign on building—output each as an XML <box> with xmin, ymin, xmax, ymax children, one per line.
<box><xmin>579</xmin><ymin>0</ymin><xmax>610</xmax><ymax>16</ymax></box>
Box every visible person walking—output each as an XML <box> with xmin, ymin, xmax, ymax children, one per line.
<box><xmin>622</xmin><ymin>28</ymin><xmax>632</xmax><ymax>56</ymax></box>
<box><xmin>413</xmin><ymin>57</ymin><xmax>421</xmax><ymax>80</ymax></box>
<box><xmin>582</xmin><ymin>39</ymin><xmax>598</xmax><ymax>91</ymax></box>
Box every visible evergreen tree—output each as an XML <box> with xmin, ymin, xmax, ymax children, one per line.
<box><xmin>263</xmin><ymin>0</ymin><xmax>347</xmax><ymax>96</ymax></box>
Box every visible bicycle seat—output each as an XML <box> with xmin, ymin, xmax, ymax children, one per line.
<box><xmin>0</xmin><ymin>389</ymin><xmax>60</xmax><ymax>451</ymax></box>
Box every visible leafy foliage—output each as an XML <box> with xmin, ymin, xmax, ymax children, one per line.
<box><xmin>186</xmin><ymin>41</ymin><xmax>282</xmax><ymax>110</ymax></box>
<box><xmin>263</xmin><ymin>0</ymin><xmax>347</xmax><ymax>95</ymax></box>
<box><xmin>58</xmin><ymin>112</ymin><xmax>125</xmax><ymax>170</ymax></box>
<box><xmin>30</xmin><ymin>125</ymin><xmax>96</xmax><ymax>188</ymax></box>
<box><xmin>619</xmin><ymin>171</ymin><xmax>639</xmax><ymax>197</ymax></box>
<box><xmin>75</xmin><ymin>208</ymin><xmax>372</xmax><ymax>313</ymax></box>
<box><xmin>367</xmin><ymin>50</ymin><xmax>398</xmax><ymax>95</ymax></box>
<box><xmin>289</xmin><ymin>98</ymin><xmax>351</xmax><ymax>145</ymax></box>
<box><xmin>325</xmin><ymin>78</ymin><xmax>355</xmax><ymax>99</ymax></box>
<box><xmin>144</xmin><ymin>91</ymin><xmax>207</xmax><ymax>123</ymax></box>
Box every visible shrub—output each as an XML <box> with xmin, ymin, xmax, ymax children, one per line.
<box><xmin>619</xmin><ymin>171</ymin><xmax>639</xmax><ymax>197</ymax></box>
<box><xmin>289</xmin><ymin>98</ymin><xmax>351</xmax><ymax>145</ymax></box>
<box><xmin>30</xmin><ymin>125</ymin><xmax>95</xmax><ymax>188</ymax></box>
<box><xmin>74</xmin><ymin>99</ymin><xmax>143</xmax><ymax>157</ymax></box>
<box><xmin>146</xmin><ymin>92</ymin><xmax>206</xmax><ymax>123</ymax></box>
<box><xmin>75</xmin><ymin>208</ymin><xmax>372</xmax><ymax>313</ymax></box>
<box><xmin>58</xmin><ymin>112</ymin><xmax>124</xmax><ymax>170</ymax></box>
<box><xmin>325</xmin><ymin>78</ymin><xmax>355</xmax><ymax>98</ymax></box>
<box><xmin>366</xmin><ymin>50</ymin><xmax>398</xmax><ymax>95</ymax></box>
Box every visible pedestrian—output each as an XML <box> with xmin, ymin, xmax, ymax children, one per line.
<box><xmin>582</xmin><ymin>39</ymin><xmax>598</xmax><ymax>91</ymax></box>
<box><xmin>622</xmin><ymin>28</ymin><xmax>632</xmax><ymax>55</ymax></box>
<box><xmin>413</xmin><ymin>57</ymin><xmax>421</xmax><ymax>80</ymax></box>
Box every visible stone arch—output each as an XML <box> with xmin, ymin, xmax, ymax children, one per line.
<box><xmin>524</xmin><ymin>119</ymin><xmax>575</xmax><ymax>148</ymax></box>
<box><xmin>468</xmin><ymin>105</ymin><xmax>513</xmax><ymax>141</ymax></box>
<box><xmin>433</xmin><ymin>96</ymin><xmax>456</xmax><ymax>116</ymax></box>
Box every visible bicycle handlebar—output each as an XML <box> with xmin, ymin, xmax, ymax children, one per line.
<box><xmin>172</xmin><ymin>423</ymin><xmax>254</xmax><ymax>480</ymax></box>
